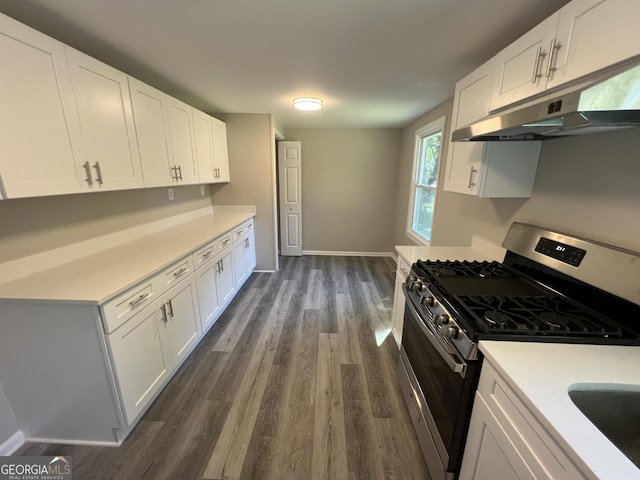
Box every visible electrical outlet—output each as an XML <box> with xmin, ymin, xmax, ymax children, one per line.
<box><xmin>200</xmin><ymin>185</ymin><xmax>205</xmax><ymax>196</ymax></box>
<box><xmin>168</xmin><ymin>188</ymin><xmax>174</xmax><ymax>201</ymax></box>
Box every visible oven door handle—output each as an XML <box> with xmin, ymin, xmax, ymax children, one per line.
<box><xmin>404</xmin><ymin>290</ymin><xmax>468</xmax><ymax>377</ymax></box>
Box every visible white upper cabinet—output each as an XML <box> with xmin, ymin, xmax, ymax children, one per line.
<box><xmin>166</xmin><ymin>96</ymin><xmax>199</xmax><ymax>184</ymax></box>
<box><xmin>445</xmin><ymin>62</ymin><xmax>542</xmax><ymax>198</ymax></box>
<box><xmin>66</xmin><ymin>48</ymin><xmax>143</xmax><ymax>191</ymax></box>
<box><xmin>0</xmin><ymin>13</ymin><xmax>84</xmax><ymax>199</ymax></box>
<box><xmin>128</xmin><ymin>77</ymin><xmax>174</xmax><ymax>187</ymax></box>
<box><xmin>192</xmin><ymin>109</ymin><xmax>217</xmax><ymax>183</ymax></box>
<box><xmin>491</xmin><ymin>0</ymin><xmax>640</xmax><ymax>112</ymax></box>
<box><xmin>211</xmin><ymin>117</ymin><xmax>230</xmax><ymax>183</ymax></box>
<box><xmin>547</xmin><ymin>0</ymin><xmax>640</xmax><ymax>89</ymax></box>
<box><xmin>490</xmin><ymin>13</ymin><xmax>560</xmax><ymax>111</ymax></box>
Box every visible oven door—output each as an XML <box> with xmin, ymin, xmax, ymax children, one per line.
<box><xmin>399</xmin><ymin>289</ymin><xmax>479</xmax><ymax>479</ymax></box>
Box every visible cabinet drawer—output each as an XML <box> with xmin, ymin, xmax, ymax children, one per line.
<box><xmin>153</xmin><ymin>255</ymin><xmax>194</xmax><ymax>293</ymax></box>
<box><xmin>232</xmin><ymin>219</ymin><xmax>254</xmax><ymax>243</ymax></box>
<box><xmin>195</xmin><ymin>233</ymin><xmax>233</xmax><ymax>269</ymax></box>
<box><xmin>101</xmin><ymin>282</ymin><xmax>156</xmax><ymax>334</ymax></box>
<box><xmin>101</xmin><ymin>255</ymin><xmax>194</xmax><ymax>333</ymax></box>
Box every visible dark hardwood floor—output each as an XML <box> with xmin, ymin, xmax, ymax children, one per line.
<box><xmin>17</xmin><ymin>255</ymin><xmax>430</xmax><ymax>479</ymax></box>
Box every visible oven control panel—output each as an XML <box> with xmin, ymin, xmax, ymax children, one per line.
<box><xmin>535</xmin><ymin>237</ymin><xmax>586</xmax><ymax>267</ymax></box>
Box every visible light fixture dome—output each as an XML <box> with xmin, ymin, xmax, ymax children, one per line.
<box><xmin>293</xmin><ymin>97</ymin><xmax>323</xmax><ymax>111</ymax></box>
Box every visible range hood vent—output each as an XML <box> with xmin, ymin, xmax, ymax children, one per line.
<box><xmin>453</xmin><ymin>62</ymin><xmax>640</xmax><ymax>142</ymax></box>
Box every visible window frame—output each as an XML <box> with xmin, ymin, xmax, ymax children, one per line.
<box><xmin>405</xmin><ymin>116</ymin><xmax>446</xmax><ymax>245</ymax></box>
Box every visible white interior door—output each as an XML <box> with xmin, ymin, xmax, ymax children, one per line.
<box><xmin>278</xmin><ymin>141</ymin><xmax>302</xmax><ymax>256</ymax></box>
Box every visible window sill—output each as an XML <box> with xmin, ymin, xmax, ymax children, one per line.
<box><xmin>405</xmin><ymin>229</ymin><xmax>430</xmax><ymax>247</ymax></box>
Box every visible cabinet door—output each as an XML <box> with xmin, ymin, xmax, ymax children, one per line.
<box><xmin>0</xmin><ymin>14</ymin><xmax>84</xmax><ymax>199</ymax></box>
<box><xmin>216</xmin><ymin>249</ymin><xmax>236</xmax><ymax>308</ymax></box>
<box><xmin>211</xmin><ymin>117</ymin><xmax>230</xmax><ymax>182</ymax></box>
<box><xmin>444</xmin><ymin>63</ymin><xmax>494</xmax><ymax>195</ymax></box>
<box><xmin>66</xmin><ymin>48</ymin><xmax>143</xmax><ymax>191</ymax></box>
<box><xmin>196</xmin><ymin>257</ymin><xmax>222</xmax><ymax>333</ymax></box>
<box><xmin>128</xmin><ymin>77</ymin><xmax>174</xmax><ymax>187</ymax></box>
<box><xmin>164</xmin><ymin>276</ymin><xmax>200</xmax><ymax>366</ymax></box>
<box><xmin>490</xmin><ymin>13</ymin><xmax>559</xmax><ymax>112</ymax></box>
<box><xmin>460</xmin><ymin>395</ymin><xmax>535</xmax><ymax>480</ymax></box>
<box><xmin>244</xmin><ymin>230</ymin><xmax>256</xmax><ymax>274</ymax></box>
<box><xmin>547</xmin><ymin>0</ymin><xmax>640</xmax><ymax>89</ymax></box>
<box><xmin>107</xmin><ymin>302</ymin><xmax>172</xmax><ymax>425</ymax></box>
<box><xmin>192</xmin><ymin>109</ymin><xmax>216</xmax><ymax>183</ymax></box>
<box><xmin>233</xmin><ymin>239</ymin><xmax>247</xmax><ymax>288</ymax></box>
<box><xmin>166</xmin><ymin>96</ymin><xmax>199</xmax><ymax>184</ymax></box>
<box><xmin>391</xmin><ymin>270</ymin><xmax>406</xmax><ymax>349</ymax></box>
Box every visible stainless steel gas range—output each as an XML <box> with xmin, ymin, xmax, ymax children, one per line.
<box><xmin>397</xmin><ymin>222</ymin><xmax>640</xmax><ymax>480</ymax></box>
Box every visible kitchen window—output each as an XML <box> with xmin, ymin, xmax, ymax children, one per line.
<box><xmin>406</xmin><ymin>116</ymin><xmax>445</xmax><ymax>244</ymax></box>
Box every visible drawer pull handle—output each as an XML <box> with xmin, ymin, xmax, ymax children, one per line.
<box><xmin>202</xmin><ymin>250</ymin><xmax>213</xmax><ymax>259</ymax></box>
<box><xmin>222</xmin><ymin>239</ymin><xmax>230</xmax><ymax>246</ymax></box>
<box><xmin>173</xmin><ymin>267</ymin><xmax>188</xmax><ymax>277</ymax></box>
<box><xmin>130</xmin><ymin>293</ymin><xmax>150</xmax><ymax>308</ymax></box>
<box><xmin>236</xmin><ymin>231</ymin><xmax>243</xmax><ymax>237</ymax></box>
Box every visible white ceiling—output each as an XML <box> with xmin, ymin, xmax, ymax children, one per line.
<box><xmin>0</xmin><ymin>0</ymin><xmax>569</xmax><ymax>128</ymax></box>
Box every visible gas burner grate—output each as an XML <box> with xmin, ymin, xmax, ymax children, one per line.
<box><xmin>416</xmin><ymin>260</ymin><xmax>515</xmax><ymax>279</ymax></box>
<box><xmin>456</xmin><ymin>295</ymin><xmax>622</xmax><ymax>337</ymax></box>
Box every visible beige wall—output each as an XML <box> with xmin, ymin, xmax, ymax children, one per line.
<box><xmin>210</xmin><ymin>113</ymin><xmax>278</xmax><ymax>271</ymax></box>
<box><xmin>0</xmin><ymin>185</ymin><xmax>211</xmax><ymax>263</ymax></box>
<box><xmin>284</xmin><ymin>128</ymin><xmax>402</xmax><ymax>254</ymax></box>
<box><xmin>394</xmin><ymin>100</ymin><xmax>640</xmax><ymax>253</ymax></box>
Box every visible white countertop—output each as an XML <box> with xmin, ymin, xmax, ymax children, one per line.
<box><xmin>395</xmin><ymin>236</ymin><xmax>506</xmax><ymax>265</ymax></box>
<box><xmin>0</xmin><ymin>211</ymin><xmax>254</xmax><ymax>305</ymax></box>
<box><xmin>480</xmin><ymin>341</ymin><xmax>640</xmax><ymax>480</ymax></box>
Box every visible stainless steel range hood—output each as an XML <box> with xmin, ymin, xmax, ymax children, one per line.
<box><xmin>452</xmin><ymin>62</ymin><xmax>640</xmax><ymax>141</ymax></box>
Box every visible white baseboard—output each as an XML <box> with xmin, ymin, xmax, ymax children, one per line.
<box><xmin>0</xmin><ymin>430</ymin><xmax>25</xmax><ymax>455</ymax></box>
<box><xmin>253</xmin><ymin>269</ymin><xmax>276</xmax><ymax>273</ymax></box>
<box><xmin>302</xmin><ymin>250</ymin><xmax>394</xmax><ymax>257</ymax></box>
<box><xmin>26</xmin><ymin>436</ymin><xmax>119</xmax><ymax>447</ymax></box>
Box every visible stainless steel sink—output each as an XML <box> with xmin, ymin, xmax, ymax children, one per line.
<box><xmin>568</xmin><ymin>383</ymin><xmax>640</xmax><ymax>468</ymax></box>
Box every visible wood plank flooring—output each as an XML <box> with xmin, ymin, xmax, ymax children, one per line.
<box><xmin>17</xmin><ymin>255</ymin><xmax>430</xmax><ymax>480</ymax></box>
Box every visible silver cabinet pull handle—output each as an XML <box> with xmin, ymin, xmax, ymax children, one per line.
<box><xmin>166</xmin><ymin>300</ymin><xmax>174</xmax><ymax>317</ymax></box>
<box><xmin>129</xmin><ymin>292</ymin><xmax>150</xmax><ymax>308</ymax></box>
<box><xmin>173</xmin><ymin>266</ymin><xmax>188</xmax><ymax>277</ymax></box>
<box><xmin>468</xmin><ymin>166</ymin><xmax>478</xmax><ymax>189</ymax></box>
<box><xmin>545</xmin><ymin>37</ymin><xmax>561</xmax><ymax>78</ymax></box>
<box><xmin>93</xmin><ymin>162</ymin><xmax>104</xmax><ymax>185</ymax></box>
<box><xmin>177</xmin><ymin>165</ymin><xmax>183</xmax><ymax>180</ymax></box>
<box><xmin>171</xmin><ymin>165</ymin><xmax>177</xmax><ymax>180</ymax></box>
<box><xmin>160</xmin><ymin>304</ymin><xmax>168</xmax><ymax>323</ymax></box>
<box><xmin>531</xmin><ymin>46</ymin><xmax>546</xmax><ymax>84</ymax></box>
<box><xmin>83</xmin><ymin>161</ymin><xmax>93</xmax><ymax>186</ymax></box>
<box><xmin>222</xmin><ymin>238</ymin><xmax>230</xmax><ymax>246</ymax></box>
<box><xmin>220</xmin><ymin>259</ymin><xmax>224</xmax><ymax>272</ymax></box>
<box><xmin>202</xmin><ymin>250</ymin><xmax>212</xmax><ymax>259</ymax></box>
<box><xmin>216</xmin><ymin>260</ymin><xmax>222</xmax><ymax>274</ymax></box>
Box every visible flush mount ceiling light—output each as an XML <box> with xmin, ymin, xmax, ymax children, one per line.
<box><xmin>293</xmin><ymin>97</ymin><xmax>323</xmax><ymax>111</ymax></box>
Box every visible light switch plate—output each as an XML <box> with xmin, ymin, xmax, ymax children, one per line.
<box><xmin>168</xmin><ymin>188</ymin><xmax>174</xmax><ymax>201</ymax></box>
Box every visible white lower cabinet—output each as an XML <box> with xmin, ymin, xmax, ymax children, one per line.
<box><xmin>391</xmin><ymin>256</ymin><xmax>410</xmax><ymax>348</ymax></box>
<box><xmin>106</xmin><ymin>298</ymin><xmax>173</xmax><ymax>425</ymax></box>
<box><xmin>460</xmin><ymin>362</ymin><xmax>585</xmax><ymax>480</ymax></box>
<box><xmin>106</xmin><ymin>274</ymin><xmax>200</xmax><ymax>425</ymax></box>
<box><xmin>163</xmin><ymin>276</ymin><xmax>200</xmax><ymax>366</ymax></box>
<box><xmin>232</xmin><ymin>221</ymin><xmax>256</xmax><ymax>289</ymax></box>
<box><xmin>194</xmin><ymin>244</ymin><xmax>235</xmax><ymax>334</ymax></box>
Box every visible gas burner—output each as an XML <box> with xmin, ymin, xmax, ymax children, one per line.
<box><xmin>435</xmin><ymin>267</ymin><xmax>457</xmax><ymax>277</ymax></box>
<box><xmin>483</xmin><ymin>310</ymin><xmax>510</xmax><ymax>327</ymax></box>
<box><xmin>539</xmin><ymin>311</ymin><xmax>571</xmax><ymax>329</ymax></box>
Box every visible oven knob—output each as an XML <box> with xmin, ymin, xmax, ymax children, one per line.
<box><xmin>407</xmin><ymin>274</ymin><xmax>417</xmax><ymax>286</ymax></box>
<box><xmin>434</xmin><ymin>313</ymin><xmax>449</xmax><ymax>325</ymax></box>
<box><xmin>442</xmin><ymin>325</ymin><xmax>459</xmax><ymax>339</ymax></box>
<box><xmin>420</xmin><ymin>295</ymin><xmax>435</xmax><ymax>306</ymax></box>
<box><xmin>411</xmin><ymin>280</ymin><xmax>423</xmax><ymax>292</ymax></box>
